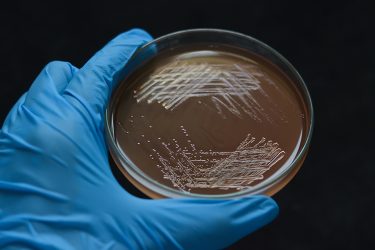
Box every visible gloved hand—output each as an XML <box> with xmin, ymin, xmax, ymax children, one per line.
<box><xmin>0</xmin><ymin>28</ymin><xmax>278</xmax><ymax>249</ymax></box>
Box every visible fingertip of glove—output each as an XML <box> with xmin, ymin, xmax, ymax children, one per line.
<box><xmin>123</xmin><ymin>28</ymin><xmax>153</xmax><ymax>42</ymax></box>
<box><xmin>45</xmin><ymin>61</ymin><xmax>78</xmax><ymax>75</ymax></box>
<box><xmin>262</xmin><ymin>196</ymin><xmax>279</xmax><ymax>219</ymax></box>
<box><xmin>245</xmin><ymin>195</ymin><xmax>279</xmax><ymax>222</ymax></box>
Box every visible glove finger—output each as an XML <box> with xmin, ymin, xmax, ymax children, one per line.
<box><xmin>0</xmin><ymin>93</ymin><xmax>27</xmax><ymax>132</ymax></box>
<box><xmin>63</xmin><ymin>29</ymin><xmax>152</xmax><ymax>119</ymax></box>
<box><xmin>135</xmin><ymin>195</ymin><xmax>278</xmax><ymax>249</ymax></box>
<box><xmin>1</xmin><ymin>61</ymin><xmax>77</xmax><ymax>129</ymax></box>
<box><xmin>23</xmin><ymin>61</ymin><xmax>78</xmax><ymax>109</ymax></box>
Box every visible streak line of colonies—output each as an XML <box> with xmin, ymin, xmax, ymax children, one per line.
<box><xmin>153</xmin><ymin>127</ymin><xmax>285</xmax><ymax>192</ymax></box>
<box><xmin>134</xmin><ymin>61</ymin><xmax>273</xmax><ymax>120</ymax></box>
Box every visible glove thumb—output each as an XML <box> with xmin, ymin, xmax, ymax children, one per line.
<box><xmin>137</xmin><ymin>195</ymin><xmax>278</xmax><ymax>249</ymax></box>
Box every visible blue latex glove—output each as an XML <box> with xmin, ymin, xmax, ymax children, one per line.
<box><xmin>0</xmin><ymin>29</ymin><xmax>278</xmax><ymax>249</ymax></box>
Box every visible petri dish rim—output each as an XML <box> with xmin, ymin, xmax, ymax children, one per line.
<box><xmin>105</xmin><ymin>28</ymin><xmax>314</xmax><ymax>199</ymax></box>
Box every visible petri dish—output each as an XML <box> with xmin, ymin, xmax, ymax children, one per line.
<box><xmin>105</xmin><ymin>29</ymin><xmax>313</xmax><ymax>199</ymax></box>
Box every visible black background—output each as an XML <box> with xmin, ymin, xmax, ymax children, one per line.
<box><xmin>1</xmin><ymin>1</ymin><xmax>374</xmax><ymax>249</ymax></box>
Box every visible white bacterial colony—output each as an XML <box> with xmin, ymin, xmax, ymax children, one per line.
<box><xmin>134</xmin><ymin>61</ymin><xmax>276</xmax><ymax>121</ymax></box>
<box><xmin>152</xmin><ymin>126</ymin><xmax>285</xmax><ymax>192</ymax></box>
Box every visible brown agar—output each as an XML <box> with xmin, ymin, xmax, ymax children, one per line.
<box><xmin>106</xmin><ymin>30</ymin><xmax>313</xmax><ymax>198</ymax></box>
